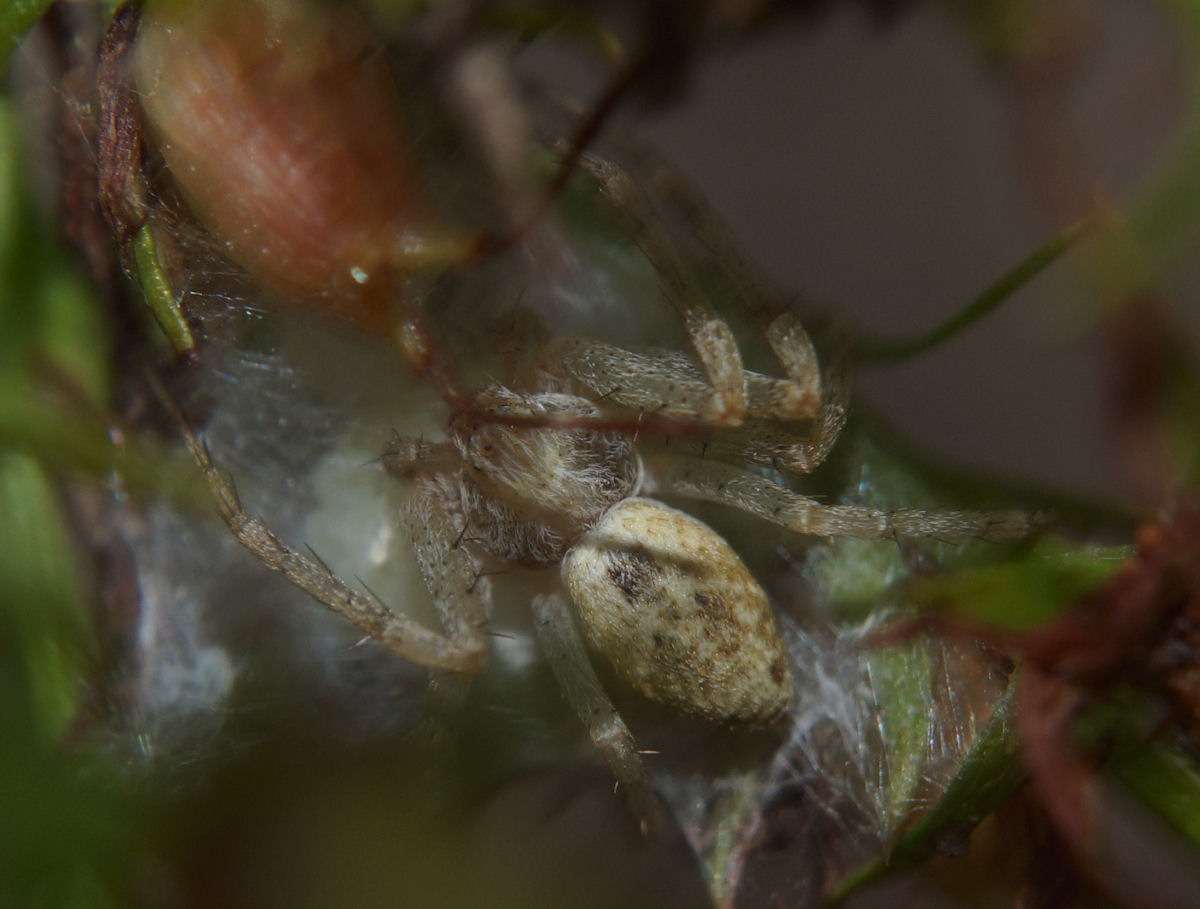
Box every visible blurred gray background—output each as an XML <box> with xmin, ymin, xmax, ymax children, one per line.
<box><xmin>627</xmin><ymin>0</ymin><xmax>1192</xmax><ymax>504</ymax></box>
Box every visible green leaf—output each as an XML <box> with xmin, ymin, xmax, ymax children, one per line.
<box><xmin>909</xmin><ymin>537</ymin><xmax>1131</xmax><ymax>630</ymax></box>
<box><xmin>131</xmin><ymin>223</ymin><xmax>197</xmax><ymax>357</ymax></box>
<box><xmin>1111</xmin><ymin>731</ymin><xmax>1200</xmax><ymax>851</ymax></box>
<box><xmin>0</xmin><ymin>452</ymin><xmax>91</xmax><ymax>743</ymax></box>
<box><xmin>0</xmin><ymin>96</ymin><xmax>112</xmax><ymax>400</ymax></box>
<box><xmin>0</xmin><ymin>391</ymin><xmax>204</xmax><ymax>502</ymax></box>
<box><xmin>0</xmin><ymin>0</ymin><xmax>52</xmax><ymax>71</ymax></box>
<box><xmin>867</xmin><ymin>638</ymin><xmax>936</xmax><ymax>831</ymax></box>
<box><xmin>828</xmin><ymin>685</ymin><xmax>1024</xmax><ymax>904</ymax></box>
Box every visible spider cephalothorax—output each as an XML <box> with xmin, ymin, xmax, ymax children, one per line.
<box><xmin>447</xmin><ymin>388</ymin><xmax>642</xmax><ymax>562</ymax></box>
<box><xmin>385</xmin><ymin>385</ymin><xmax>793</xmax><ymax>729</ymax></box>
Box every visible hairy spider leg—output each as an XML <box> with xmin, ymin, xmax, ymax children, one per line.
<box><xmin>677</xmin><ymin>342</ymin><xmax>853</xmax><ymax>475</ymax></box>
<box><xmin>540</xmin><ymin>334</ymin><xmax>851</xmax><ymax>475</ymax></box>
<box><xmin>576</xmin><ymin>152</ymin><xmax>824</xmax><ymax>425</ymax></box>
<box><xmin>531</xmin><ymin>592</ymin><xmax>665</xmax><ymax>835</ymax></box>
<box><xmin>644</xmin><ymin>141</ymin><xmax>825</xmax><ymax>409</ymax></box>
<box><xmin>401</xmin><ymin>472</ymin><xmax>494</xmax><ymax>740</ymax></box>
<box><xmin>182</xmin><ymin>423</ymin><xmax>488</xmax><ymax>673</ymax></box>
<box><xmin>642</xmin><ymin>455</ymin><xmax>1039</xmax><ymax>542</ymax></box>
<box><xmin>109</xmin><ymin>0</ymin><xmax>810</xmax><ymax>446</ymax></box>
<box><xmin>574</xmin><ymin>153</ymin><xmax>748</xmax><ymax>426</ymax></box>
<box><xmin>396</xmin><ymin>143</ymin><xmax>846</xmax><ymax>448</ymax></box>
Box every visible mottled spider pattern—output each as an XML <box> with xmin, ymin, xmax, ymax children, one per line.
<box><xmin>105</xmin><ymin>0</ymin><xmax>1037</xmax><ymax>830</ymax></box>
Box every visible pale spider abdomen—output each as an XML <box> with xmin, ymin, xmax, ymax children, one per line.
<box><xmin>562</xmin><ymin>498</ymin><xmax>792</xmax><ymax>726</ymax></box>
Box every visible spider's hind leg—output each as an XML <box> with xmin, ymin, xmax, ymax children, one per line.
<box><xmin>532</xmin><ymin>592</ymin><xmax>666</xmax><ymax>836</ymax></box>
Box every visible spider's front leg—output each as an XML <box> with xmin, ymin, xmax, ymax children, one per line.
<box><xmin>682</xmin><ymin>349</ymin><xmax>852</xmax><ymax>475</ymax></box>
<box><xmin>541</xmin><ymin>335</ymin><xmax>849</xmax><ymax>474</ymax></box>
<box><xmin>576</xmin><ymin>153</ymin><xmax>747</xmax><ymax>426</ymax></box>
<box><xmin>183</xmin><ymin>426</ymin><xmax>488</xmax><ymax>674</ymax></box>
<box><xmin>643</xmin><ymin>143</ymin><xmax>829</xmax><ymax>419</ymax></box>
<box><xmin>398</xmin><ymin>469</ymin><xmax>497</xmax><ymax>735</ymax></box>
<box><xmin>575</xmin><ymin>153</ymin><xmax>823</xmax><ymax>425</ymax></box>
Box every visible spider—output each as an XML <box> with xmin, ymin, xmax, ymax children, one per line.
<box><xmin>97</xmin><ymin>0</ymin><xmax>1037</xmax><ymax>830</ymax></box>
<box><xmin>181</xmin><ymin>329</ymin><xmax>1034</xmax><ymax>833</ymax></box>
